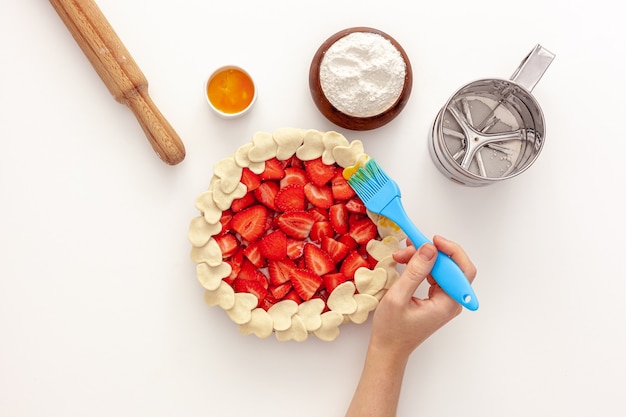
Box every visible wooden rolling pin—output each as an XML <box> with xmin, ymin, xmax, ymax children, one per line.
<box><xmin>50</xmin><ymin>0</ymin><xmax>185</xmax><ymax>165</ymax></box>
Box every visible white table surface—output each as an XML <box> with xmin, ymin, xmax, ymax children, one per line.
<box><xmin>2</xmin><ymin>0</ymin><xmax>625</xmax><ymax>416</ymax></box>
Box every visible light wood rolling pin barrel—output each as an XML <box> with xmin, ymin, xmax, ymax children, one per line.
<box><xmin>49</xmin><ymin>0</ymin><xmax>186</xmax><ymax>165</ymax></box>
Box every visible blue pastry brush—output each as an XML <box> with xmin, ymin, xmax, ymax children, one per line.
<box><xmin>347</xmin><ymin>159</ymin><xmax>479</xmax><ymax>310</ymax></box>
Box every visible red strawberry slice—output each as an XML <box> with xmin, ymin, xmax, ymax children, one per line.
<box><xmin>230</xmin><ymin>191</ymin><xmax>257</xmax><ymax>212</ymax></box>
<box><xmin>223</xmin><ymin>248</ymin><xmax>243</xmax><ymax>285</ymax></box>
<box><xmin>307</xmin><ymin>207</ymin><xmax>328</xmax><ymax>222</ymax></box>
<box><xmin>349</xmin><ymin>217</ymin><xmax>378</xmax><ymax>245</ymax></box>
<box><xmin>323</xmin><ymin>272</ymin><xmax>348</xmax><ymax>293</ymax></box>
<box><xmin>254</xmin><ymin>181</ymin><xmax>279</xmax><ymax>211</ymax></box>
<box><xmin>286</xmin><ymin>238</ymin><xmax>305</xmax><ymax>259</ymax></box>
<box><xmin>240</xmin><ymin>168</ymin><xmax>261</xmax><ymax>192</ymax></box>
<box><xmin>345</xmin><ymin>197</ymin><xmax>367</xmax><ymax>214</ymax></box>
<box><xmin>259</xmin><ymin>229</ymin><xmax>287</xmax><ymax>260</ymax></box>
<box><xmin>276</xmin><ymin>211</ymin><xmax>315</xmax><ymax>239</ymax></box>
<box><xmin>237</xmin><ymin>259</ymin><xmax>268</xmax><ymax>286</ymax></box>
<box><xmin>280</xmin><ymin>166</ymin><xmax>308</xmax><ymax>188</ymax></box>
<box><xmin>258</xmin><ymin>157</ymin><xmax>286</xmax><ymax>181</ymax></box>
<box><xmin>268</xmin><ymin>258</ymin><xmax>297</xmax><ymax>285</ymax></box>
<box><xmin>275</xmin><ymin>184</ymin><xmax>305</xmax><ymax>212</ymax></box>
<box><xmin>231</xmin><ymin>205</ymin><xmax>268</xmax><ymax>242</ymax></box>
<box><xmin>338</xmin><ymin>233</ymin><xmax>358</xmax><ymax>251</ymax></box>
<box><xmin>243</xmin><ymin>240</ymin><xmax>265</xmax><ymax>268</ymax></box>
<box><xmin>283</xmin><ymin>289</ymin><xmax>303</xmax><ymax>304</ymax></box>
<box><xmin>310</xmin><ymin>221</ymin><xmax>334</xmax><ymax>243</ymax></box>
<box><xmin>305</xmin><ymin>157</ymin><xmax>336</xmax><ymax>186</ymax></box>
<box><xmin>331</xmin><ymin>169</ymin><xmax>356</xmax><ymax>200</ymax></box>
<box><xmin>303</xmin><ymin>243</ymin><xmax>335</xmax><ymax>276</ymax></box>
<box><xmin>304</xmin><ymin>183</ymin><xmax>334</xmax><ymax>208</ymax></box>
<box><xmin>214</xmin><ymin>234</ymin><xmax>238</xmax><ymax>258</ymax></box>
<box><xmin>270</xmin><ymin>282</ymin><xmax>293</xmax><ymax>299</ymax></box>
<box><xmin>289</xmin><ymin>269</ymin><xmax>323</xmax><ymax>301</ymax></box>
<box><xmin>233</xmin><ymin>278</ymin><xmax>267</xmax><ymax>307</ymax></box>
<box><xmin>329</xmin><ymin>203</ymin><xmax>349</xmax><ymax>234</ymax></box>
<box><xmin>217</xmin><ymin>209</ymin><xmax>233</xmax><ymax>236</ymax></box>
<box><xmin>321</xmin><ymin>237</ymin><xmax>350</xmax><ymax>264</ymax></box>
<box><xmin>340</xmin><ymin>251</ymin><xmax>370</xmax><ymax>279</ymax></box>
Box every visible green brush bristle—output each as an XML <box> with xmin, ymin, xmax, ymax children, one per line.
<box><xmin>347</xmin><ymin>159</ymin><xmax>390</xmax><ymax>201</ymax></box>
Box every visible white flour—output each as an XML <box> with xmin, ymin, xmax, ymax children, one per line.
<box><xmin>319</xmin><ymin>32</ymin><xmax>406</xmax><ymax>118</ymax></box>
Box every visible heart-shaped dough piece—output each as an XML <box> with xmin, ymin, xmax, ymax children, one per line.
<box><xmin>332</xmin><ymin>140</ymin><xmax>365</xmax><ymax>168</ymax></box>
<box><xmin>248</xmin><ymin>131</ymin><xmax>278</xmax><ymax>162</ymax></box>
<box><xmin>366</xmin><ymin>236</ymin><xmax>402</xmax><ymax>262</ymax></box>
<box><xmin>212</xmin><ymin>181</ymin><xmax>247</xmax><ymax>211</ymax></box>
<box><xmin>213</xmin><ymin>157</ymin><xmax>243</xmax><ymax>194</ymax></box>
<box><xmin>235</xmin><ymin>143</ymin><xmax>265</xmax><ymax>173</ymax></box>
<box><xmin>296</xmin><ymin>298</ymin><xmax>325</xmax><ymax>331</ymax></box>
<box><xmin>349</xmin><ymin>294</ymin><xmax>379</xmax><ymax>324</ymax></box>
<box><xmin>275</xmin><ymin>315</ymin><xmax>308</xmax><ymax>342</ymax></box>
<box><xmin>197</xmin><ymin>262</ymin><xmax>232</xmax><ymax>291</ymax></box>
<box><xmin>194</xmin><ymin>191</ymin><xmax>223</xmax><ymax>225</ymax></box>
<box><xmin>295</xmin><ymin>129</ymin><xmax>324</xmax><ymax>161</ymax></box>
<box><xmin>321</xmin><ymin>131</ymin><xmax>349</xmax><ymax>165</ymax></box>
<box><xmin>355</xmin><ymin>267</ymin><xmax>388</xmax><ymax>296</ymax></box>
<box><xmin>313</xmin><ymin>311</ymin><xmax>344</xmax><ymax>342</ymax></box>
<box><xmin>190</xmin><ymin>238</ymin><xmax>223</xmax><ymax>267</ymax></box>
<box><xmin>188</xmin><ymin>216</ymin><xmax>222</xmax><ymax>247</ymax></box>
<box><xmin>273</xmin><ymin>127</ymin><xmax>305</xmax><ymax>160</ymax></box>
<box><xmin>327</xmin><ymin>282</ymin><xmax>358</xmax><ymax>314</ymax></box>
<box><xmin>267</xmin><ymin>300</ymin><xmax>299</xmax><ymax>331</ymax></box>
<box><xmin>204</xmin><ymin>282</ymin><xmax>235</xmax><ymax>310</ymax></box>
<box><xmin>226</xmin><ymin>293</ymin><xmax>259</xmax><ymax>324</ymax></box>
<box><xmin>238</xmin><ymin>308</ymin><xmax>273</xmax><ymax>338</ymax></box>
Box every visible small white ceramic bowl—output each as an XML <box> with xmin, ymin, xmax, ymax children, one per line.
<box><xmin>205</xmin><ymin>65</ymin><xmax>257</xmax><ymax>119</ymax></box>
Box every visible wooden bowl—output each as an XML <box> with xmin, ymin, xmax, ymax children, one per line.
<box><xmin>309</xmin><ymin>27</ymin><xmax>413</xmax><ymax>131</ymax></box>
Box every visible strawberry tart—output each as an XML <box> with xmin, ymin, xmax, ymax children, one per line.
<box><xmin>188</xmin><ymin>128</ymin><xmax>406</xmax><ymax>341</ymax></box>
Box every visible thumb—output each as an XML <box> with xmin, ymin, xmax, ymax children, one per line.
<box><xmin>393</xmin><ymin>243</ymin><xmax>438</xmax><ymax>301</ymax></box>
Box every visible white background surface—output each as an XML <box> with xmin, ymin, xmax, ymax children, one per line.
<box><xmin>2</xmin><ymin>0</ymin><xmax>625</xmax><ymax>416</ymax></box>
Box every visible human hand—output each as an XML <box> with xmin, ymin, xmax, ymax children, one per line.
<box><xmin>369</xmin><ymin>235</ymin><xmax>477</xmax><ymax>359</ymax></box>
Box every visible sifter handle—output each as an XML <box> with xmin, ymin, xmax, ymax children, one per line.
<box><xmin>49</xmin><ymin>0</ymin><xmax>185</xmax><ymax>165</ymax></box>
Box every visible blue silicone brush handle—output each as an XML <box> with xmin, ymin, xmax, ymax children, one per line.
<box><xmin>379</xmin><ymin>196</ymin><xmax>479</xmax><ymax>311</ymax></box>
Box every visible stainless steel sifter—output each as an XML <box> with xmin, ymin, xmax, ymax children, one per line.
<box><xmin>429</xmin><ymin>45</ymin><xmax>555</xmax><ymax>186</ymax></box>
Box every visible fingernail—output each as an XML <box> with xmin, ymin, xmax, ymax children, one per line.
<box><xmin>418</xmin><ymin>244</ymin><xmax>437</xmax><ymax>261</ymax></box>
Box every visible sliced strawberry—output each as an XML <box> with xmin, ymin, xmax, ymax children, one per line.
<box><xmin>233</xmin><ymin>278</ymin><xmax>267</xmax><ymax>307</ymax></box>
<box><xmin>310</xmin><ymin>221</ymin><xmax>334</xmax><ymax>243</ymax></box>
<box><xmin>276</xmin><ymin>211</ymin><xmax>315</xmax><ymax>239</ymax></box>
<box><xmin>259</xmin><ymin>229</ymin><xmax>287</xmax><ymax>260</ymax></box>
<box><xmin>308</xmin><ymin>207</ymin><xmax>328</xmax><ymax>222</ymax></box>
<box><xmin>349</xmin><ymin>217</ymin><xmax>378</xmax><ymax>245</ymax></box>
<box><xmin>217</xmin><ymin>209</ymin><xmax>233</xmax><ymax>236</ymax></box>
<box><xmin>305</xmin><ymin>157</ymin><xmax>336</xmax><ymax>186</ymax></box>
<box><xmin>331</xmin><ymin>169</ymin><xmax>356</xmax><ymax>200</ymax></box>
<box><xmin>345</xmin><ymin>197</ymin><xmax>367</xmax><ymax>214</ymax></box>
<box><xmin>223</xmin><ymin>248</ymin><xmax>243</xmax><ymax>285</ymax></box>
<box><xmin>230</xmin><ymin>191</ymin><xmax>257</xmax><ymax>212</ymax></box>
<box><xmin>340</xmin><ymin>251</ymin><xmax>370</xmax><ymax>279</ymax></box>
<box><xmin>214</xmin><ymin>234</ymin><xmax>238</xmax><ymax>258</ymax></box>
<box><xmin>338</xmin><ymin>233</ymin><xmax>358</xmax><ymax>251</ymax></box>
<box><xmin>260</xmin><ymin>293</ymin><xmax>278</xmax><ymax>311</ymax></box>
<box><xmin>258</xmin><ymin>158</ymin><xmax>285</xmax><ymax>181</ymax></box>
<box><xmin>231</xmin><ymin>205</ymin><xmax>268</xmax><ymax>243</ymax></box>
<box><xmin>280</xmin><ymin>166</ymin><xmax>308</xmax><ymax>188</ymax></box>
<box><xmin>304</xmin><ymin>183</ymin><xmax>334</xmax><ymax>208</ymax></box>
<box><xmin>323</xmin><ymin>272</ymin><xmax>348</xmax><ymax>293</ymax></box>
<box><xmin>286</xmin><ymin>238</ymin><xmax>305</xmax><ymax>260</ymax></box>
<box><xmin>304</xmin><ymin>243</ymin><xmax>335</xmax><ymax>276</ymax></box>
<box><xmin>270</xmin><ymin>282</ymin><xmax>293</xmax><ymax>300</ymax></box>
<box><xmin>243</xmin><ymin>240</ymin><xmax>265</xmax><ymax>268</ymax></box>
<box><xmin>268</xmin><ymin>258</ymin><xmax>297</xmax><ymax>285</ymax></box>
<box><xmin>275</xmin><ymin>184</ymin><xmax>305</xmax><ymax>212</ymax></box>
<box><xmin>289</xmin><ymin>269</ymin><xmax>323</xmax><ymax>301</ymax></box>
<box><xmin>253</xmin><ymin>181</ymin><xmax>279</xmax><ymax>211</ymax></box>
<box><xmin>283</xmin><ymin>289</ymin><xmax>303</xmax><ymax>304</ymax></box>
<box><xmin>329</xmin><ymin>203</ymin><xmax>349</xmax><ymax>234</ymax></box>
<box><xmin>240</xmin><ymin>168</ymin><xmax>261</xmax><ymax>192</ymax></box>
<box><xmin>321</xmin><ymin>237</ymin><xmax>350</xmax><ymax>264</ymax></box>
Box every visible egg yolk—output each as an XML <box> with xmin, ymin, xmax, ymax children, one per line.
<box><xmin>207</xmin><ymin>68</ymin><xmax>255</xmax><ymax>114</ymax></box>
